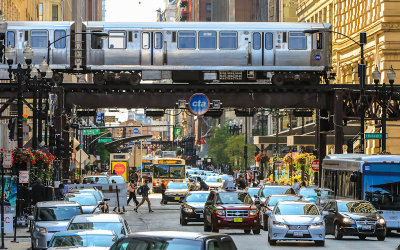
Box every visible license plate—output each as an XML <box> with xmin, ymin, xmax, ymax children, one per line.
<box><xmin>174</xmin><ymin>197</ymin><xmax>180</xmax><ymax>201</ymax></box>
<box><xmin>293</xmin><ymin>231</ymin><xmax>303</xmax><ymax>237</ymax></box>
<box><xmin>362</xmin><ymin>225</ymin><xmax>372</xmax><ymax>230</ymax></box>
<box><xmin>199</xmin><ymin>214</ymin><xmax>204</xmax><ymax>219</ymax></box>
<box><xmin>234</xmin><ymin>218</ymin><xmax>243</xmax><ymax>223</ymax></box>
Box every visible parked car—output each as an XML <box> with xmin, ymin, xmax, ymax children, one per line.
<box><xmin>110</xmin><ymin>231</ymin><xmax>238</xmax><ymax>250</ymax></box>
<box><xmin>205</xmin><ymin>176</ymin><xmax>223</xmax><ymax>190</ymax></box>
<box><xmin>267</xmin><ymin>200</ymin><xmax>325</xmax><ymax>246</ymax></box>
<box><xmin>203</xmin><ymin>189</ymin><xmax>261</xmax><ymax>234</ymax></box>
<box><xmin>180</xmin><ymin>191</ymin><xmax>210</xmax><ymax>225</ymax></box>
<box><xmin>67</xmin><ymin>214</ymin><xmax>131</xmax><ymax>238</ymax></box>
<box><xmin>163</xmin><ymin>182</ymin><xmax>190</xmax><ymax>204</ymax></box>
<box><xmin>245</xmin><ymin>187</ymin><xmax>261</xmax><ymax>202</ymax></box>
<box><xmin>64</xmin><ymin>193</ymin><xmax>101</xmax><ymax>214</ymax></box>
<box><xmin>48</xmin><ymin>229</ymin><xmax>118</xmax><ymax>249</ymax></box>
<box><xmin>29</xmin><ymin>201</ymin><xmax>83</xmax><ymax>250</ymax></box>
<box><xmin>260</xmin><ymin>194</ymin><xmax>300</xmax><ymax>230</ymax></box>
<box><xmin>77</xmin><ymin>189</ymin><xmax>109</xmax><ymax>213</ymax></box>
<box><xmin>82</xmin><ymin>175</ymin><xmax>110</xmax><ymax>184</ymax></box>
<box><xmin>299</xmin><ymin>187</ymin><xmax>318</xmax><ymax>202</ymax></box>
<box><xmin>323</xmin><ymin>199</ymin><xmax>386</xmax><ymax>241</ymax></box>
<box><xmin>258</xmin><ymin>185</ymin><xmax>295</xmax><ymax>204</ymax></box>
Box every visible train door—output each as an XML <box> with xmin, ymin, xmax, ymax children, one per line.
<box><xmin>263</xmin><ymin>32</ymin><xmax>275</xmax><ymax>66</ymax></box>
<box><xmin>252</xmin><ymin>32</ymin><xmax>275</xmax><ymax>66</ymax></box>
<box><xmin>87</xmin><ymin>28</ymin><xmax>105</xmax><ymax>66</ymax></box>
<box><xmin>51</xmin><ymin>30</ymin><xmax>68</xmax><ymax>65</ymax></box>
<box><xmin>251</xmin><ymin>32</ymin><xmax>262</xmax><ymax>66</ymax></box>
<box><xmin>30</xmin><ymin>30</ymin><xmax>49</xmax><ymax>64</ymax></box>
<box><xmin>141</xmin><ymin>31</ymin><xmax>164</xmax><ymax>65</ymax></box>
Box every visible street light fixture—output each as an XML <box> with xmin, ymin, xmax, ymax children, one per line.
<box><xmin>46</xmin><ymin>66</ymin><xmax>53</xmax><ymax>79</ymax></box>
<box><xmin>39</xmin><ymin>57</ymin><xmax>48</xmax><ymax>76</ymax></box>
<box><xmin>30</xmin><ymin>66</ymin><xmax>39</xmax><ymax>78</ymax></box>
<box><xmin>23</xmin><ymin>45</ymin><xmax>33</xmax><ymax>65</ymax></box>
<box><xmin>372</xmin><ymin>66</ymin><xmax>380</xmax><ymax>84</ymax></box>
<box><xmin>5</xmin><ymin>44</ymin><xmax>15</xmax><ymax>65</ymax></box>
<box><xmin>387</xmin><ymin>66</ymin><xmax>396</xmax><ymax>85</ymax></box>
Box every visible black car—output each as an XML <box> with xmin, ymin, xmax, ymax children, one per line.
<box><xmin>109</xmin><ymin>231</ymin><xmax>237</xmax><ymax>250</ymax></box>
<box><xmin>323</xmin><ymin>199</ymin><xmax>386</xmax><ymax>241</ymax></box>
<box><xmin>180</xmin><ymin>191</ymin><xmax>210</xmax><ymax>225</ymax></box>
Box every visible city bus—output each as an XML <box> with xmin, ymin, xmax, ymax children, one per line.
<box><xmin>139</xmin><ymin>156</ymin><xmax>154</xmax><ymax>182</ymax></box>
<box><xmin>152</xmin><ymin>158</ymin><xmax>186</xmax><ymax>193</ymax></box>
<box><xmin>322</xmin><ymin>154</ymin><xmax>400</xmax><ymax>232</ymax></box>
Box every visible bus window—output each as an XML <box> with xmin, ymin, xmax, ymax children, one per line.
<box><xmin>289</xmin><ymin>32</ymin><xmax>307</xmax><ymax>50</ymax></box>
<box><xmin>178</xmin><ymin>31</ymin><xmax>196</xmax><ymax>49</ymax></box>
<box><xmin>153</xmin><ymin>165</ymin><xmax>169</xmax><ymax>178</ymax></box>
<box><xmin>219</xmin><ymin>32</ymin><xmax>237</xmax><ymax>49</ymax></box>
<box><xmin>7</xmin><ymin>31</ymin><xmax>15</xmax><ymax>48</ymax></box>
<box><xmin>31</xmin><ymin>30</ymin><xmax>48</xmax><ymax>48</ymax></box>
<box><xmin>170</xmin><ymin>166</ymin><xmax>184</xmax><ymax>178</ymax></box>
<box><xmin>252</xmin><ymin>32</ymin><xmax>261</xmax><ymax>50</ymax></box>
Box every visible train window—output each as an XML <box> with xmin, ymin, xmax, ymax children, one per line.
<box><xmin>172</xmin><ymin>32</ymin><xmax>176</xmax><ymax>43</ymax></box>
<box><xmin>109</xmin><ymin>31</ymin><xmax>126</xmax><ymax>49</ymax></box>
<box><xmin>91</xmin><ymin>32</ymin><xmax>103</xmax><ymax>49</ymax></box>
<box><xmin>317</xmin><ymin>32</ymin><xmax>323</xmax><ymax>49</ymax></box>
<box><xmin>7</xmin><ymin>31</ymin><xmax>15</xmax><ymax>48</ymax></box>
<box><xmin>31</xmin><ymin>30</ymin><xmax>48</xmax><ymax>48</ymax></box>
<box><xmin>142</xmin><ymin>32</ymin><xmax>150</xmax><ymax>49</ymax></box>
<box><xmin>128</xmin><ymin>31</ymin><xmax>133</xmax><ymax>42</ymax></box>
<box><xmin>219</xmin><ymin>32</ymin><xmax>237</xmax><ymax>49</ymax></box>
<box><xmin>253</xmin><ymin>32</ymin><xmax>261</xmax><ymax>50</ymax></box>
<box><xmin>178</xmin><ymin>31</ymin><xmax>196</xmax><ymax>49</ymax></box>
<box><xmin>199</xmin><ymin>31</ymin><xmax>216</xmax><ymax>49</ymax></box>
<box><xmin>289</xmin><ymin>32</ymin><xmax>307</xmax><ymax>50</ymax></box>
<box><xmin>154</xmin><ymin>32</ymin><xmax>163</xmax><ymax>49</ymax></box>
<box><xmin>25</xmin><ymin>31</ymin><xmax>28</xmax><ymax>41</ymax></box>
<box><xmin>265</xmin><ymin>33</ymin><xmax>273</xmax><ymax>50</ymax></box>
<box><xmin>283</xmin><ymin>32</ymin><xmax>287</xmax><ymax>43</ymax></box>
<box><xmin>54</xmin><ymin>30</ymin><xmax>66</xmax><ymax>48</ymax></box>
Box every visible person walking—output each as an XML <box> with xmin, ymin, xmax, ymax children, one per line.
<box><xmin>293</xmin><ymin>179</ymin><xmax>300</xmax><ymax>194</ymax></box>
<box><xmin>160</xmin><ymin>181</ymin><xmax>167</xmax><ymax>205</ymax></box>
<box><xmin>31</xmin><ymin>178</ymin><xmax>46</xmax><ymax>205</ymax></box>
<box><xmin>237</xmin><ymin>175</ymin><xmax>247</xmax><ymax>190</ymax></box>
<box><xmin>134</xmin><ymin>180</ymin><xmax>153</xmax><ymax>213</ymax></box>
<box><xmin>127</xmin><ymin>180</ymin><xmax>139</xmax><ymax>206</ymax></box>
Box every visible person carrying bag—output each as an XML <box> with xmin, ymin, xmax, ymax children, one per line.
<box><xmin>127</xmin><ymin>180</ymin><xmax>139</xmax><ymax>206</ymax></box>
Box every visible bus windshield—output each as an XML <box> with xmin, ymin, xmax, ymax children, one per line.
<box><xmin>153</xmin><ymin>164</ymin><xmax>184</xmax><ymax>178</ymax></box>
<box><xmin>363</xmin><ymin>164</ymin><xmax>400</xmax><ymax>211</ymax></box>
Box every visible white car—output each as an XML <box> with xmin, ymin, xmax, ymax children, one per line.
<box><xmin>267</xmin><ymin>201</ymin><xmax>325</xmax><ymax>246</ymax></box>
<box><xmin>204</xmin><ymin>176</ymin><xmax>223</xmax><ymax>190</ymax></box>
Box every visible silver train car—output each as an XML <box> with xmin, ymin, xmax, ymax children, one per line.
<box><xmin>2</xmin><ymin>21</ymin><xmax>332</xmax><ymax>85</ymax></box>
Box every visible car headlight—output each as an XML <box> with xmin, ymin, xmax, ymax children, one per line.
<box><xmin>272</xmin><ymin>221</ymin><xmax>287</xmax><ymax>228</ymax></box>
<box><xmin>216</xmin><ymin>210</ymin><xmax>225</xmax><ymax>216</ymax></box>
<box><xmin>183</xmin><ymin>207</ymin><xmax>194</xmax><ymax>213</ymax></box>
<box><xmin>249</xmin><ymin>210</ymin><xmax>258</xmax><ymax>216</ymax></box>
<box><xmin>342</xmin><ymin>217</ymin><xmax>354</xmax><ymax>224</ymax></box>
<box><xmin>310</xmin><ymin>221</ymin><xmax>324</xmax><ymax>228</ymax></box>
<box><xmin>378</xmin><ymin>218</ymin><xmax>385</xmax><ymax>224</ymax></box>
<box><xmin>35</xmin><ymin>226</ymin><xmax>47</xmax><ymax>233</ymax></box>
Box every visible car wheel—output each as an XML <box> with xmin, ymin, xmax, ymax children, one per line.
<box><xmin>211</xmin><ymin>221</ymin><xmax>219</xmax><ymax>233</ymax></box>
<box><xmin>253</xmin><ymin>228</ymin><xmax>261</xmax><ymax>234</ymax></box>
<box><xmin>180</xmin><ymin>214</ymin><xmax>187</xmax><ymax>226</ymax></box>
<box><xmin>163</xmin><ymin>201</ymin><xmax>168</xmax><ymax>205</ymax></box>
<box><xmin>358</xmin><ymin>235</ymin><xmax>366</xmax><ymax>240</ymax></box>
<box><xmin>268</xmin><ymin>233</ymin><xmax>276</xmax><ymax>246</ymax></box>
<box><xmin>244</xmin><ymin>229</ymin><xmax>251</xmax><ymax>234</ymax></box>
<box><xmin>334</xmin><ymin>223</ymin><xmax>343</xmax><ymax>240</ymax></box>
<box><xmin>315</xmin><ymin>240</ymin><xmax>325</xmax><ymax>246</ymax></box>
<box><xmin>377</xmin><ymin>235</ymin><xmax>385</xmax><ymax>241</ymax></box>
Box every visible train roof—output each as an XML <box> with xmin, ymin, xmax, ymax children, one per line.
<box><xmin>6</xmin><ymin>21</ymin><xmax>74</xmax><ymax>27</ymax></box>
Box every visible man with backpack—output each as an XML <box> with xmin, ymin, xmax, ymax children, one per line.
<box><xmin>134</xmin><ymin>180</ymin><xmax>154</xmax><ymax>213</ymax></box>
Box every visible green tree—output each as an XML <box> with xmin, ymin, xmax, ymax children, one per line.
<box><xmin>95</xmin><ymin>129</ymin><xmax>112</xmax><ymax>165</ymax></box>
<box><xmin>224</xmin><ymin>134</ymin><xmax>256</xmax><ymax>170</ymax></box>
<box><xmin>207</xmin><ymin>126</ymin><xmax>231</xmax><ymax>165</ymax></box>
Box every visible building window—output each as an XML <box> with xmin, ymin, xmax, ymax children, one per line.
<box><xmin>31</xmin><ymin>30</ymin><xmax>48</xmax><ymax>48</ymax></box>
<box><xmin>154</xmin><ymin>32</ymin><xmax>163</xmax><ymax>49</ymax></box>
<box><xmin>265</xmin><ymin>32</ymin><xmax>273</xmax><ymax>50</ymax></box>
<box><xmin>7</xmin><ymin>31</ymin><xmax>15</xmax><ymax>48</ymax></box>
<box><xmin>52</xmin><ymin>4</ymin><xmax>58</xmax><ymax>21</ymax></box>
<box><xmin>199</xmin><ymin>31</ymin><xmax>216</xmax><ymax>49</ymax></box>
<box><xmin>178</xmin><ymin>31</ymin><xmax>196</xmax><ymax>49</ymax></box>
<box><xmin>109</xmin><ymin>31</ymin><xmax>126</xmax><ymax>49</ymax></box>
<box><xmin>206</xmin><ymin>17</ymin><xmax>211</xmax><ymax>22</ymax></box>
<box><xmin>289</xmin><ymin>32</ymin><xmax>307</xmax><ymax>50</ymax></box>
<box><xmin>253</xmin><ymin>32</ymin><xmax>261</xmax><ymax>50</ymax></box>
<box><xmin>38</xmin><ymin>3</ymin><xmax>43</xmax><ymax>21</ymax></box>
<box><xmin>54</xmin><ymin>30</ymin><xmax>66</xmax><ymax>48</ymax></box>
<box><xmin>219</xmin><ymin>32</ymin><xmax>237</xmax><ymax>49</ymax></box>
<box><xmin>206</xmin><ymin>3</ymin><xmax>212</xmax><ymax>12</ymax></box>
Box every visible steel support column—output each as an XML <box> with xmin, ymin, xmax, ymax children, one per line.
<box><xmin>318</xmin><ymin>109</ymin><xmax>329</xmax><ymax>187</ymax></box>
<box><xmin>334</xmin><ymin>91</ymin><xmax>344</xmax><ymax>154</ymax></box>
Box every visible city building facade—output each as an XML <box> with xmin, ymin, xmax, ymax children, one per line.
<box><xmin>1</xmin><ymin>0</ymin><xmax>38</xmax><ymax>21</ymax></box>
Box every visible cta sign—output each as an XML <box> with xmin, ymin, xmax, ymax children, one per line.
<box><xmin>188</xmin><ymin>93</ymin><xmax>210</xmax><ymax>115</ymax></box>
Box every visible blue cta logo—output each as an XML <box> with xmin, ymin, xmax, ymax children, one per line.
<box><xmin>133</xmin><ymin>128</ymin><xmax>139</xmax><ymax>134</ymax></box>
<box><xmin>315</xmin><ymin>55</ymin><xmax>321</xmax><ymax>61</ymax></box>
<box><xmin>188</xmin><ymin>93</ymin><xmax>210</xmax><ymax>115</ymax></box>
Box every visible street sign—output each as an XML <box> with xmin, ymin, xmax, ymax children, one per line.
<box><xmin>174</xmin><ymin>126</ymin><xmax>183</xmax><ymax>137</ymax></box>
<box><xmin>133</xmin><ymin>128</ymin><xmax>139</xmax><ymax>134</ymax></box>
<box><xmin>311</xmin><ymin>159</ymin><xmax>319</xmax><ymax>172</ymax></box>
<box><xmin>365</xmin><ymin>133</ymin><xmax>388</xmax><ymax>140</ymax></box>
<box><xmin>98</xmin><ymin>138</ymin><xmax>112</xmax><ymax>143</ymax></box>
<box><xmin>3</xmin><ymin>153</ymin><xmax>12</xmax><ymax>168</ymax></box>
<box><xmin>188</xmin><ymin>93</ymin><xmax>210</xmax><ymax>115</ymax></box>
<box><xmin>19</xmin><ymin>171</ymin><xmax>29</xmax><ymax>183</ymax></box>
<box><xmin>83</xmin><ymin>129</ymin><xmax>100</xmax><ymax>135</ymax></box>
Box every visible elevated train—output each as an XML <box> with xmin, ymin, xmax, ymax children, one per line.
<box><xmin>2</xmin><ymin>21</ymin><xmax>333</xmax><ymax>85</ymax></box>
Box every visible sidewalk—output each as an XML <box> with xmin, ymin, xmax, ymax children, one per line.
<box><xmin>1</xmin><ymin>227</ymin><xmax>31</xmax><ymax>250</ymax></box>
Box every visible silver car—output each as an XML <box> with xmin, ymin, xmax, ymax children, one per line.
<box><xmin>48</xmin><ymin>229</ymin><xmax>118</xmax><ymax>249</ymax></box>
<box><xmin>267</xmin><ymin>201</ymin><xmax>325</xmax><ymax>246</ymax></box>
<box><xmin>29</xmin><ymin>201</ymin><xmax>83</xmax><ymax>250</ymax></box>
<box><xmin>64</xmin><ymin>193</ymin><xmax>100</xmax><ymax>214</ymax></box>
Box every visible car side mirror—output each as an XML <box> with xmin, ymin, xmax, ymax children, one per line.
<box><xmin>104</xmin><ymin>198</ymin><xmax>110</xmax><ymax>201</ymax></box>
<box><xmin>328</xmin><ymin>209</ymin><xmax>336</xmax><ymax>213</ymax></box>
<box><xmin>205</xmin><ymin>201</ymin><xmax>213</xmax><ymax>206</ymax></box>
<box><xmin>322</xmin><ymin>211</ymin><xmax>329</xmax><ymax>217</ymax></box>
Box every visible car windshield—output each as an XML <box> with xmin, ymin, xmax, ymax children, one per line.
<box><xmin>66</xmin><ymin>195</ymin><xmax>97</xmax><ymax>206</ymax></box>
<box><xmin>268</xmin><ymin>196</ymin><xmax>299</xmax><ymax>207</ymax></box>
<box><xmin>216</xmin><ymin>192</ymin><xmax>252</xmax><ymax>205</ymax></box>
<box><xmin>83</xmin><ymin>177</ymin><xmax>109</xmax><ymax>184</ymax></box>
<box><xmin>299</xmin><ymin>188</ymin><xmax>317</xmax><ymax>197</ymax></box>
<box><xmin>185</xmin><ymin>193</ymin><xmax>209</xmax><ymax>202</ymax></box>
<box><xmin>36</xmin><ymin>206</ymin><xmax>81</xmax><ymax>221</ymax></box>
<box><xmin>112</xmin><ymin>238</ymin><xmax>201</xmax><ymax>250</ymax></box>
<box><xmin>262</xmin><ymin>186</ymin><xmax>292</xmax><ymax>197</ymax></box>
<box><xmin>221</xmin><ymin>175</ymin><xmax>233</xmax><ymax>181</ymax></box>
<box><xmin>68</xmin><ymin>222</ymin><xmax>125</xmax><ymax>236</ymax></box>
<box><xmin>79</xmin><ymin>190</ymin><xmax>101</xmax><ymax>201</ymax></box>
<box><xmin>206</xmin><ymin>177</ymin><xmax>222</xmax><ymax>183</ymax></box>
<box><xmin>275</xmin><ymin>203</ymin><xmax>320</xmax><ymax>215</ymax></box>
<box><xmin>167</xmin><ymin>183</ymin><xmax>188</xmax><ymax>189</ymax></box>
<box><xmin>337</xmin><ymin>201</ymin><xmax>377</xmax><ymax>213</ymax></box>
<box><xmin>50</xmin><ymin>234</ymin><xmax>117</xmax><ymax>247</ymax></box>
<box><xmin>247</xmin><ymin>188</ymin><xmax>259</xmax><ymax>197</ymax></box>
<box><xmin>109</xmin><ymin>176</ymin><xmax>125</xmax><ymax>183</ymax></box>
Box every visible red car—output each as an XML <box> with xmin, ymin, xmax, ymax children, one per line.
<box><xmin>203</xmin><ymin>190</ymin><xmax>261</xmax><ymax>234</ymax></box>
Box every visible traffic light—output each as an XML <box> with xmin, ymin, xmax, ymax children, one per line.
<box><xmin>55</xmin><ymin>136</ymin><xmax>65</xmax><ymax>157</ymax></box>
